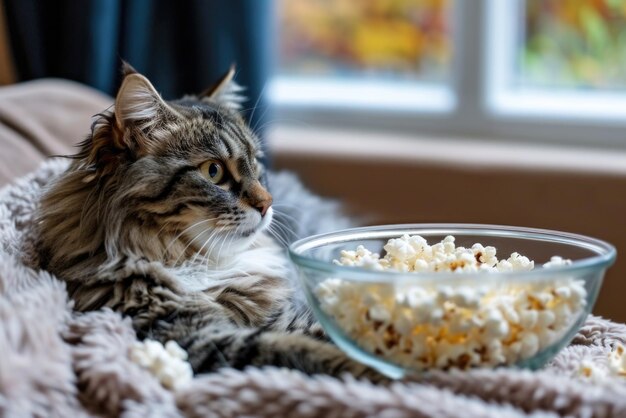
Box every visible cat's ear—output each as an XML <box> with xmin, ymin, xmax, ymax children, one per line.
<box><xmin>121</xmin><ymin>60</ymin><xmax>138</xmax><ymax>77</ymax></box>
<box><xmin>114</xmin><ymin>69</ymin><xmax>178</xmax><ymax>137</ymax></box>
<box><xmin>200</xmin><ymin>65</ymin><xmax>246</xmax><ymax>110</ymax></box>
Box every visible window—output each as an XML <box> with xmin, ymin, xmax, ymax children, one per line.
<box><xmin>520</xmin><ymin>1</ymin><xmax>626</xmax><ymax>91</ymax></box>
<box><xmin>488</xmin><ymin>0</ymin><xmax>626</xmax><ymax>121</ymax></box>
<box><xmin>279</xmin><ymin>0</ymin><xmax>451</xmax><ymax>83</ymax></box>
<box><xmin>270</xmin><ymin>0</ymin><xmax>626</xmax><ymax>146</ymax></box>
<box><xmin>271</xmin><ymin>0</ymin><xmax>454</xmax><ymax>111</ymax></box>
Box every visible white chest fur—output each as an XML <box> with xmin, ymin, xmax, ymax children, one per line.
<box><xmin>173</xmin><ymin>234</ymin><xmax>291</xmax><ymax>293</ymax></box>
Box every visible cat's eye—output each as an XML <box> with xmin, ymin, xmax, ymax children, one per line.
<box><xmin>200</xmin><ymin>160</ymin><xmax>225</xmax><ymax>184</ymax></box>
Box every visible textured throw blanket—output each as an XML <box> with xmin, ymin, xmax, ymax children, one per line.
<box><xmin>2</xmin><ymin>160</ymin><xmax>626</xmax><ymax>418</ymax></box>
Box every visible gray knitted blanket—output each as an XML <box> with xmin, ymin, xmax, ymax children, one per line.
<box><xmin>1</xmin><ymin>160</ymin><xmax>626</xmax><ymax>418</ymax></box>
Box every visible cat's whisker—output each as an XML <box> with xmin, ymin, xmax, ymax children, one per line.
<box><xmin>190</xmin><ymin>227</ymin><xmax>221</xmax><ymax>266</ymax></box>
<box><xmin>204</xmin><ymin>247</ymin><xmax>212</xmax><ymax>273</ymax></box>
<box><xmin>268</xmin><ymin>222</ymin><xmax>287</xmax><ymax>242</ymax></box>
<box><xmin>215</xmin><ymin>230</ymin><xmax>234</xmax><ymax>266</ymax></box>
<box><xmin>251</xmin><ymin>118</ymin><xmax>274</xmax><ymax>135</ymax></box>
<box><xmin>272</xmin><ymin>211</ymin><xmax>300</xmax><ymax>229</ymax></box>
<box><xmin>266</xmin><ymin>225</ymin><xmax>290</xmax><ymax>249</ymax></box>
<box><xmin>265</xmin><ymin>226</ymin><xmax>282</xmax><ymax>247</ymax></box>
<box><xmin>189</xmin><ymin>229</ymin><xmax>215</xmax><ymax>264</ymax></box>
<box><xmin>172</xmin><ymin>228</ymin><xmax>208</xmax><ymax>267</ymax></box>
<box><xmin>164</xmin><ymin>218</ymin><xmax>213</xmax><ymax>250</ymax></box>
<box><xmin>267</xmin><ymin>222</ymin><xmax>292</xmax><ymax>244</ymax></box>
<box><xmin>248</xmin><ymin>81</ymin><xmax>270</xmax><ymax>133</ymax></box>
<box><xmin>271</xmin><ymin>217</ymin><xmax>299</xmax><ymax>241</ymax></box>
<box><xmin>155</xmin><ymin>220</ymin><xmax>172</xmax><ymax>238</ymax></box>
<box><xmin>155</xmin><ymin>219</ymin><xmax>179</xmax><ymax>249</ymax></box>
<box><xmin>250</xmin><ymin>95</ymin><xmax>292</xmax><ymax>134</ymax></box>
<box><xmin>204</xmin><ymin>227</ymin><xmax>229</xmax><ymax>270</ymax></box>
<box><xmin>272</xmin><ymin>213</ymin><xmax>299</xmax><ymax>229</ymax></box>
<box><xmin>204</xmin><ymin>236</ymin><xmax>223</xmax><ymax>272</ymax></box>
<box><xmin>198</xmin><ymin>226</ymin><xmax>229</xmax><ymax>268</ymax></box>
<box><xmin>239</xmin><ymin>104</ymin><xmax>265</xmax><ymax>126</ymax></box>
<box><xmin>163</xmin><ymin>218</ymin><xmax>217</xmax><ymax>261</ymax></box>
<box><xmin>202</xmin><ymin>232</ymin><xmax>221</xmax><ymax>270</ymax></box>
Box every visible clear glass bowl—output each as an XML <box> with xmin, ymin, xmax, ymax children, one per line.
<box><xmin>289</xmin><ymin>224</ymin><xmax>616</xmax><ymax>378</ymax></box>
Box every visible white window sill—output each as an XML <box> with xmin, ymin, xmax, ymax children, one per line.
<box><xmin>268</xmin><ymin>76</ymin><xmax>455</xmax><ymax>113</ymax></box>
<box><xmin>488</xmin><ymin>89</ymin><xmax>626</xmax><ymax>122</ymax></box>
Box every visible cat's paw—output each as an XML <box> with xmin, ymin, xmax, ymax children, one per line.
<box><xmin>305</xmin><ymin>322</ymin><xmax>329</xmax><ymax>341</ymax></box>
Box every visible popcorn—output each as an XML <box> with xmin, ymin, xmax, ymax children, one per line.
<box><xmin>508</xmin><ymin>252</ymin><xmax>534</xmax><ymax>271</ymax></box>
<box><xmin>129</xmin><ymin>339</ymin><xmax>193</xmax><ymax>389</ymax></box>
<box><xmin>336</xmin><ymin>235</ymin><xmax>548</xmax><ymax>275</ymax></box>
<box><xmin>519</xmin><ymin>332</ymin><xmax>540</xmax><ymax>358</ymax></box>
<box><xmin>543</xmin><ymin>256</ymin><xmax>573</xmax><ymax>268</ymax></box>
<box><xmin>578</xmin><ymin>360</ymin><xmax>610</xmax><ymax>382</ymax></box>
<box><xmin>317</xmin><ymin>234</ymin><xmax>587</xmax><ymax>371</ymax></box>
<box><xmin>577</xmin><ymin>344</ymin><xmax>626</xmax><ymax>382</ymax></box>
<box><xmin>608</xmin><ymin>344</ymin><xmax>626</xmax><ymax>377</ymax></box>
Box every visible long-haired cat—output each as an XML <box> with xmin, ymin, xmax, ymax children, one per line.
<box><xmin>36</xmin><ymin>64</ymin><xmax>376</xmax><ymax>378</ymax></box>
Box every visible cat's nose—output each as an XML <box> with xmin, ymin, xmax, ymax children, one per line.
<box><xmin>246</xmin><ymin>181</ymin><xmax>272</xmax><ymax>217</ymax></box>
<box><xmin>255</xmin><ymin>200</ymin><xmax>271</xmax><ymax>217</ymax></box>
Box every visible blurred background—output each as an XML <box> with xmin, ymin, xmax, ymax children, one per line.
<box><xmin>1</xmin><ymin>0</ymin><xmax>626</xmax><ymax>321</ymax></box>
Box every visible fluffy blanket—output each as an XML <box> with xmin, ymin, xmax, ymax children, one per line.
<box><xmin>2</xmin><ymin>161</ymin><xmax>626</xmax><ymax>418</ymax></box>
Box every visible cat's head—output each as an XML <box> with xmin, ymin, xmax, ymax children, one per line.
<box><xmin>47</xmin><ymin>64</ymin><xmax>274</xmax><ymax>266</ymax></box>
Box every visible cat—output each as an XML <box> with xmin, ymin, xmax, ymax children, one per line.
<box><xmin>36</xmin><ymin>64</ymin><xmax>377</xmax><ymax>379</ymax></box>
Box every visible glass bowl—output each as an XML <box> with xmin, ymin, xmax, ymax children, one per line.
<box><xmin>288</xmin><ymin>224</ymin><xmax>616</xmax><ymax>378</ymax></box>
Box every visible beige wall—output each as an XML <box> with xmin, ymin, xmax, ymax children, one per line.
<box><xmin>270</xmin><ymin>127</ymin><xmax>626</xmax><ymax>323</ymax></box>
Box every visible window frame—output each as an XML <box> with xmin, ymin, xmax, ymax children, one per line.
<box><xmin>268</xmin><ymin>0</ymin><xmax>626</xmax><ymax>148</ymax></box>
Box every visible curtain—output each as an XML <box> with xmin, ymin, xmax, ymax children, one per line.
<box><xmin>3</xmin><ymin>0</ymin><xmax>274</xmax><ymax>139</ymax></box>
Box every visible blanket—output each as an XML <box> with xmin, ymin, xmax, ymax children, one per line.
<box><xmin>2</xmin><ymin>160</ymin><xmax>626</xmax><ymax>418</ymax></box>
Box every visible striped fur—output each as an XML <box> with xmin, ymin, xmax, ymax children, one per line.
<box><xmin>36</xmin><ymin>67</ymin><xmax>376</xmax><ymax>379</ymax></box>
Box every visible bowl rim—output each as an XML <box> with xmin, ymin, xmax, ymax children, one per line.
<box><xmin>288</xmin><ymin>223</ymin><xmax>617</xmax><ymax>282</ymax></box>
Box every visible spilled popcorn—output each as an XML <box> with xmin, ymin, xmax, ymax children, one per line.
<box><xmin>316</xmin><ymin>234</ymin><xmax>587</xmax><ymax>371</ymax></box>
<box><xmin>578</xmin><ymin>360</ymin><xmax>608</xmax><ymax>382</ymax></box>
<box><xmin>577</xmin><ymin>344</ymin><xmax>626</xmax><ymax>381</ymax></box>
<box><xmin>129</xmin><ymin>339</ymin><xmax>193</xmax><ymax>389</ymax></box>
<box><xmin>608</xmin><ymin>344</ymin><xmax>626</xmax><ymax>377</ymax></box>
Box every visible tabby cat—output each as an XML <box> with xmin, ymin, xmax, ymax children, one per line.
<box><xmin>36</xmin><ymin>64</ymin><xmax>375</xmax><ymax>378</ymax></box>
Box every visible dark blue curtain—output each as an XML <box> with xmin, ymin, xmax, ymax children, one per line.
<box><xmin>3</xmin><ymin>0</ymin><xmax>274</xmax><ymax>138</ymax></box>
